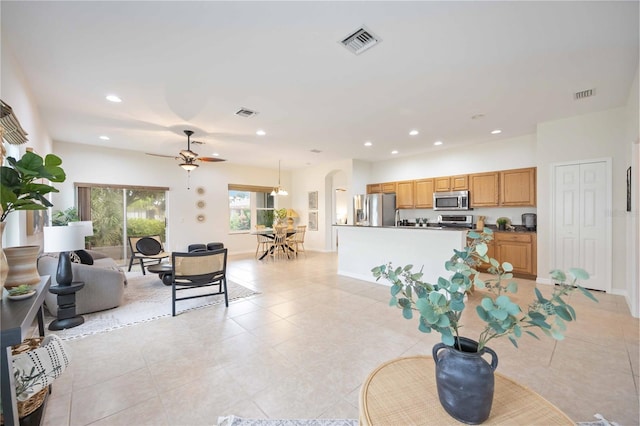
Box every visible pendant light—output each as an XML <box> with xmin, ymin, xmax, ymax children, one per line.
<box><xmin>270</xmin><ymin>160</ymin><xmax>288</xmax><ymax>196</ymax></box>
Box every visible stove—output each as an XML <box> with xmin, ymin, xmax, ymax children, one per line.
<box><xmin>436</xmin><ymin>214</ymin><xmax>474</xmax><ymax>229</ymax></box>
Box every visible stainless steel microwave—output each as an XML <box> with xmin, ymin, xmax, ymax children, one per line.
<box><xmin>433</xmin><ymin>190</ymin><xmax>471</xmax><ymax>211</ymax></box>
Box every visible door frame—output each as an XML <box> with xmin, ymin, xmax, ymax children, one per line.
<box><xmin>549</xmin><ymin>157</ymin><xmax>612</xmax><ymax>293</ymax></box>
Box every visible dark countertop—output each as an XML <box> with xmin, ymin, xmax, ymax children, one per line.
<box><xmin>480</xmin><ymin>225</ymin><xmax>537</xmax><ymax>233</ymax></box>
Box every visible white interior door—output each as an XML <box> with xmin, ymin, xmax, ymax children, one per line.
<box><xmin>552</xmin><ymin>160</ymin><xmax>610</xmax><ymax>292</ymax></box>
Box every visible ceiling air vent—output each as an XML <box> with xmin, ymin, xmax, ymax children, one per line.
<box><xmin>235</xmin><ymin>108</ymin><xmax>258</xmax><ymax>118</ymax></box>
<box><xmin>310</xmin><ymin>149</ymin><xmax>322</xmax><ymax>154</ymax></box>
<box><xmin>340</xmin><ymin>26</ymin><xmax>381</xmax><ymax>55</ymax></box>
<box><xmin>574</xmin><ymin>89</ymin><xmax>595</xmax><ymax>100</ymax></box>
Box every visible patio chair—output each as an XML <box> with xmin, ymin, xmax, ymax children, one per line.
<box><xmin>127</xmin><ymin>235</ymin><xmax>169</xmax><ymax>275</ymax></box>
<box><xmin>171</xmin><ymin>248</ymin><xmax>228</xmax><ymax>316</ymax></box>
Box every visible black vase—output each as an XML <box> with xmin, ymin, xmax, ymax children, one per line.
<box><xmin>432</xmin><ymin>337</ymin><xmax>498</xmax><ymax>424</ymax></box>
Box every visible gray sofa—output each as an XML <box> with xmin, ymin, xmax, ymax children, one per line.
<box><xmin>38</xmin><ymin>250</ymin><xmax>126</xmax><ymax>317</ymax></box>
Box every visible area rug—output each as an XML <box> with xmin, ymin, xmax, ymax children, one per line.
<box><xmin>217</xmin><ymin>417</ymin><xmax>357</xmax><ymax>426</ymax></box>
<box><xmin>45</xmin><ymin>274</ymin><xmax>259</xmax><ymax>340</ymax></box>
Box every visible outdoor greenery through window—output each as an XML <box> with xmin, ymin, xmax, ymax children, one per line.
<box><xmin>76</xmin><ymin>183</ymin><xmax>168</xmax><ymax>265</ymax></box>
<box><xmin>228</xmin><ymin>185</ymin><xmax>274</xmax><ymax>232</ymax></box>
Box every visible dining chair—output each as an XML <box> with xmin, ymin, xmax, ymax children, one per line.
<box><xmin>271</xmin><ymin>225</ymin><xmax>289</xmax><ymax>260</ymax></box>
<box><xmin>290</xmin><ymin>225</ymin><xmax>307</xmax><ymax>257</ymax></box>
<box><xmin>255</xmin><ymin>225</ymin><xmax>271</xmax><ymax>259</ymax></box>
<box><xmin>170</xmin><ymin>248</ymin><xmax>228</xmax><ymax>316</ymax></box>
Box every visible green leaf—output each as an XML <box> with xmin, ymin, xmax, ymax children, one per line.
<box><xmin>481</xmin><ymin>297</ymin><xmax>494</xmax><ymax>311</ymax></box>
<box><xmin>525</xmin><ymin>330</ymin><xmax>540</xmax><ymax>340</ymax></box>
<box><xmin>418</xmin><ymin>317</ymin><xmax>432</xmax><ymax>333</ymax></box>
<box><xmin>578</xmin><ymin>286</ymin><xmax>598</xmax><ymax>302</ymax></box>
<box><xmin>534</xmin><ymin>287</ymin><xmax>547</xmax><ymax>303</ymax></box>
<box><xmin>402</xmin><ymin>306</ymin><xmax>413</xmax><ymax>319</ymax></box>
<box><xmin>490</xmin><ymin>308</ymin><xmax>508</xmax><ymax>321</ymax></box>
<box><xmin>403</xmin><ymin>264</ymin><xmax>414</xmax><ymax>272</ymax></box>
<box><xmin>476</xmin><ymin>306</ymin><xmax>490</xmax><ymax>321</ymax></box>
<box><xmin>551</xmin><ymin>329</ymin><xmax>565</xmax><ymax>340</ymax></box>
<box><xmin>514</xmin><ymin>324</ymin><xmax>522</xmax><ymax>338</ymax></box>
<box><xmin>476</xmin><ymin>242</ymin><xmax>488</xmax><ymax>257</ymax></box>
<box><xmin>436</xmin><ymin>315</ymin><xmax>450</xmax><ymax>328</ymax></box>
<box><xmin>415</xmin><ymin>298</ymin><xmax>430</xmax><ymax>316</ymax></box>
<box><xmin>389</xmin><ymin>296</ymin><xmax>397</xmax><ymax>307</ymax></box>
<box><xmin>495</xmin><ymin>295</ymin><xmax>510</xmax><ymax>309</ymax></box>
<box><xmin>554</xmin><ymin>305</ymin><xmax>573</xmax><ymax>321</ymax></box>
<box><xmin>569</xmin><ymin>268</ymin><xmax>590</xmax><ymax>281</ymax></box>
<box><xmin>490</xmin><ymin>258</ymin><xmax>499</xmax><ymax>268</ymax></box>
<box><xmin>390</xmin><ymin>284</ymin><xmax>402</xmax><ymax>296</ymax></box>
<box><xmin>450</xmin><ymin>298</ymin><xmax>465</xmax><ymax>312</ymax></box>
<box><xmin>474</xmin><ymin>277</ymin><xmax>486</xmax><ymax>289</ymax></box>
<box><xmin>550</xmin><ymin>269</ymin><xmax>566</xmax><ymax>282</ymax></box>
<box><xmin>506</xmin><ymin>282</ymin><xmax>518</xmax><ymax>293</ymax></box>
<box><xmin>502</xmin><ymin>262</ymin><xmax>513</xmax><ymax>272</ymax></box>
<box><xmin>508</xmin><ymin>336</ymin><xmax>519</xmax><ymax>348</ymax></box>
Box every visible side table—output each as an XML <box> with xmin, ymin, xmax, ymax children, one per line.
<box><xmin>359</xmin><ymin>355</ymin><xmax>573</xmax><ymax>425</ymax></box>
<box><xmin>48</xmin><ymin>281</ymin><xmax>85</xmax><ymax>330</ymax></box>
<box><xmin>1</xmin><ymin>275</ymin><xmax>51</xmax><ymax>426</ymax></box>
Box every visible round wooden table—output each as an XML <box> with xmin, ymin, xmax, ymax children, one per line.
<box><xmin>359</xmin><ymin>355</ymin><xmax>573</xmax><ymax>425</ymax></box>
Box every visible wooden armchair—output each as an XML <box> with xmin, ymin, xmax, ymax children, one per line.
<box><xmin>171</xmin><ymin>248</ymin><xmax>228</xmax><ymax>316</ymax></box>
<box><xmin>127</xmin><ymin>235</ymin><xmax>169</xmax><ymax>274</ymax></box>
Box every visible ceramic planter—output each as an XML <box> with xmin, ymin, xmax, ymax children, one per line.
<box><xmin>4</xmin><ymin>245</ymin><xmax>41</xmax><ymax>289</ymax></box>
<box><xmin>432</xmin><ymin>337</ymin><xmax>498</xmax><ymax>424</ymax></box>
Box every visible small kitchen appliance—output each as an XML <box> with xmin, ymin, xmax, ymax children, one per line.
<box><xmin>436</xmin><ymin>214</ymin><xmax>474</xmax><ymax>229</ymax></box>
<box><xmin>433</xmin><ymin>190</ymin><xmax>471</xmax><ymax>211</ymax></box>
<box><xmin>522</xmin><ymin>213</ymin><xmax>537</xmax><ymax>231</ymax></box>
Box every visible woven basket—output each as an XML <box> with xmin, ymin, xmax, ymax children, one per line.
<box><xmin>0</xmin><ymin>337</ymin><xmax>48</xmax><ymax>424</ymax></box>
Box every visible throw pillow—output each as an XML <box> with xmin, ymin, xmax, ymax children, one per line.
<box><xmin>75</xmin><ymin>249</ymin><xmax>94</xmax><ymax>265</ymax></box>
<box><xmin>69</xmin><ymin>251</ymin><xmax>81</xmax><ymax>264</ymax></box>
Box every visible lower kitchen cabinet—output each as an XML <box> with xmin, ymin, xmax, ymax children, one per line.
<box><xmin>471</xmin><ymin>231</ymin><xmax>536</xmax><ymax>279</ymax></box>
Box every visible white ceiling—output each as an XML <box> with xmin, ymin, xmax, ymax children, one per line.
<box><xmin>2</xmin><ymin>1</ymin><xmax>638</xmax><ymax>170</ymax></box>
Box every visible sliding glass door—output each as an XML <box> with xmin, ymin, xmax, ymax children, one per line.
<box><xmin>77</xmin><ymin>184</ymin><xmax>167</xmax><ymax>266</ymax></box>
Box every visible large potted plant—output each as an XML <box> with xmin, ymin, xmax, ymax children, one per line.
<box><xmin>0</xmin><ymin>151</ymin><xmax>66</xmax><ymax>288</ymax></box>
<box><xmin>371</xmin><ymin>228</ymin><xmax>597</xmax><ymax>424</ymax></box>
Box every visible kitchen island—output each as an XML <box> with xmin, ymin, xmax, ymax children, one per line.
<box><xmin>335</xmin><ymin>225</ymin><xmax>468</xmax><ymax>285</ymax></box>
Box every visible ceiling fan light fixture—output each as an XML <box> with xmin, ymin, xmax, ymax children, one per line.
<box><xmin>180</xmin><ymin>149</ymin><xmax>198</xmax><ymax>159</ymax></box>
<box><xmin>180</xmin><ymin>162</ymin><xmax>199</xmax><ymax>171</ymax></box>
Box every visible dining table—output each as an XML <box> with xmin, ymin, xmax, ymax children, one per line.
<box><xmin>251</xmin><ymin>228</ymin><xmax>297</xmax><ymax>260</ymax></box>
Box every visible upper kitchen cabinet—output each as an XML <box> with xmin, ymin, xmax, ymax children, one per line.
<box><xmin>470</xmin><ymin>172</ymin><xmax>500</xmax><ymax>207</ymax></box>
<box><xmin>382</xmin><ymin>182</ymin><xmax>397</xmax><ymax>194</ymax></box>
<box><xmin>366</xmin><ymin>183</ymin><xmax>381</xmax><ymax>194</ymax></box>
<box><xmin>500</xmin><ymin>167</ymin><xmax>536</xmax><ymax>206</ymax></box>
<box><xmin>367</xmin><ymin>182</ymin><xmax>397</xmax><ymax>194</ymax></box>
<box><xmin>435</xmin><ymin>175</ymin><xmax>468</xmax><ymax>192</ymax></box>
<box><xmin>396</xmin><ymin>180</ymin><xmax>415</xmax><ymax>209</ymax></box>
<box><xmin>414</xmin><ymin>178</ymin><xmax>435</xmax><ymax>208</ymax></box>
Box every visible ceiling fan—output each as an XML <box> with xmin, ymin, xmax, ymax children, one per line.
<box><xmin>146</xmin><ymin>130</ymin><xmax>226</xmax><ymax>170</ymax></box>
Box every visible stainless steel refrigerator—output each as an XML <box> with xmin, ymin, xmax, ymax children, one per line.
<box><xmin>353</xmin><ymin>193</ymin><xmax>397</xmax><ymax>226</ymax></box>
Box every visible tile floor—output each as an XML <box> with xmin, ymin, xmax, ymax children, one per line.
<box><xmin>41</xmin><ymin>251</ymin><xmax>639</xmax><ymax>426</ymax></box>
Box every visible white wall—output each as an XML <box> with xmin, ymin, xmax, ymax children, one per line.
<box><xmin>537</xmin><ymin>108</ymin><xmax>630</xmax><ymax>295</ymax></box>
<box><xmin>1</xmin><ymin>41</ymin><xmax>54</xmax><ymax>247</ymax></box>
<box><xmin>52</xmin><ymin>142</ymin><xmax>289</xmax><ymax>255</ymax></box>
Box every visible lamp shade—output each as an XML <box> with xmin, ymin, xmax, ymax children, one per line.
<box><xmin>68</xmin><ymin>221</ymin><xmax>94</xmax><ymax>237</ymax></box>
<box><xmin>286</xmin><ymin>209</ymin><xmax>298</xmax><ymax>218</ymax></box>
<box><xmin>43</xmin><ymin>226</ymin><xmax>86</xmax><ymax>253</ymax></box>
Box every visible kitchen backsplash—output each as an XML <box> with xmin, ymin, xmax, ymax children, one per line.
<box><xmin>397</xmin><ymin>206</ymin><xmax>536</xmax><ymax>226</ymax></box>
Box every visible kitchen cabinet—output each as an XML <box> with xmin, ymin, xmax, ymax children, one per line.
<box><xmin>382</xmin><ymin>182</ymin><xmax>397</xmax><ymax>193</ymax></box>
<box><xmin>469</xmin><ymin>172</ymin><xmax>499</xmax><ymax>207</ymax></box>
<box><xmin>500</xmin><ymin>167</ymin><xmax>536</xmax><ymax>206</ymax></box>
<box><xmin>367</xmin><ymin>182</ymin><xmax>397</xmax><ymax>194</ymax></box>
<box><xmin>414</xmin><ymin>178</ymin><xmax>435</xmax><ymax>208</ymax></box>
<box><xmin>434</xmin><ymin>175</ymin><xmax>468</xmax><ymax>192</ymax></box>
<box><xmin>396</xmin><ymin>180</ymin><xmax>415</xmax><ymax>209</ymax></box>
<box><xmin>472</xmin><ymin>232</ymin><xmax>536</xmax><ymax>278</ymax></box>
<box><xmin>367</xmin><ymin>184</ymin><xmax>381</xmax><ymax>194</ymax></box>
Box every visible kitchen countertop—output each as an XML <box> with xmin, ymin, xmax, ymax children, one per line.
<box><xmin>333</xmin><ymin>224</ymin><xmax>536</xmax><ymax>233</ymax></box>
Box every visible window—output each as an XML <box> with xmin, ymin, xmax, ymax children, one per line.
<box><xmin>228</xmin><ymin>185</ymin><xmax>274</xmax><ymax>232</ymax></box>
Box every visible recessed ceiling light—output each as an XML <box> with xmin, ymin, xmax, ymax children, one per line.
<box><xmin>491</xmin><ymin>129</ymin><xmax>502</xmax><ymax>134</ymax></box>
<box><xmin>391</xmin><ymin>150</ymin><xmax>399</xmax><ymax>154</ymax></box>
<box><xmin>409</xmin><ymin>130</ymin><xmax>419</xmax><ymax>136</ymax></box>
<box><xmin>105</xmin><ymin>95</ymin><xmax>122</xmax><ymax>103</ymax></box>
<box><xmin>99</xmin><ymin>135</ymin><xmax>110</xmax><ymax>141</ymax></box>
<box><xmin>212</xmin><ymin>152</ymin><xmax>220</xmax><ymax>157</ymax></box>
<box><xmin>364</xmin><ymin>141</ymin><xmax>372</xmax><ymax>147</ymax></box>
<box><xmin>256</xmin><ymin>129</ymin><xmax>266</xmax><ymax>136</ymax></box>
<box><xmin>434</xmin><ymin>141</ymin><xmax>443</xmax><ymax>146</ymax></box>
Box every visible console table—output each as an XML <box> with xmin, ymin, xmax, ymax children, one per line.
<box><xmin>359</xmin><ymin>355</ymin><xmax>573</xmax><ymax>425</ymax></box>
<box><xmin>1</xmin><ymin>275</ymin><xmax>51</xmax><ymax>426</ymax></box>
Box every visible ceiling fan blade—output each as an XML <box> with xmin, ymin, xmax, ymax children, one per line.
<box><xmin>198</xmin><ymin>157</ymin><xmax>226</xmax><ymax>163</ymax></box>
<box><xmin>146</xmin><ymin>153</ymin><xmax>177</xmax><ymax>159</ymax></box>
